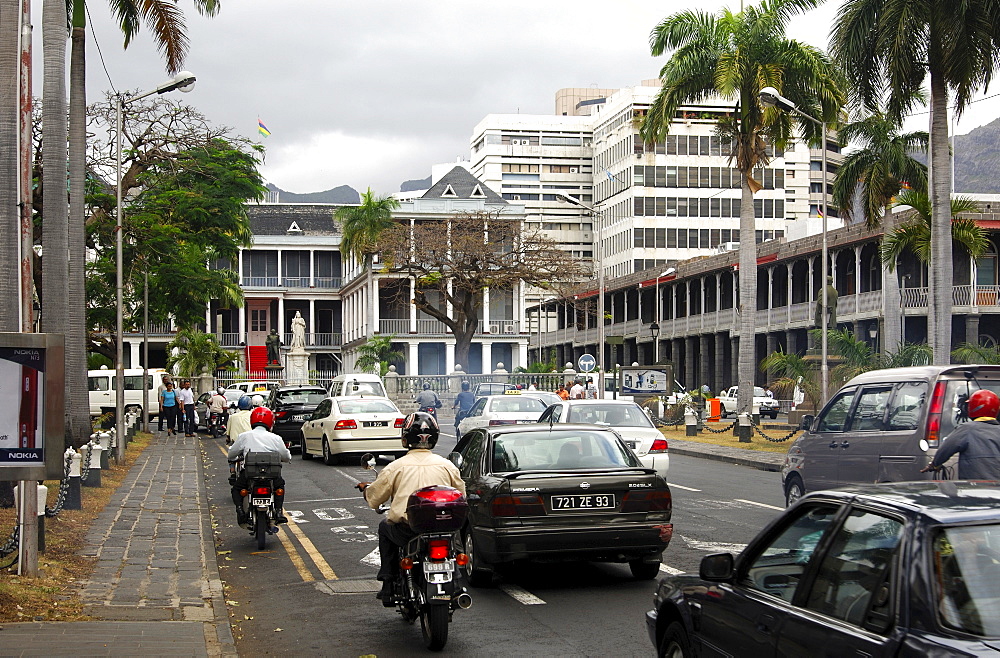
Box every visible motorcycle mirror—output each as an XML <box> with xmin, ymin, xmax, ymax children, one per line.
<box><xmin>360</xmin><ymin>453</ymin><xmax>376</xmax><ymax>469</ymax></box>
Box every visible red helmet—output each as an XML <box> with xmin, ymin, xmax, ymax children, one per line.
<box><xmin>250</xmin><ymin>406</ymin><xmax>274</xmax><ymax>430</ymax></box>
<box><xmin>967</xmin><ymin>389</ymin><xmax>1000</xmax><ymax>419</ymax></box>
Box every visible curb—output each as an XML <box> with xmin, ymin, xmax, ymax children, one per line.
<box><xmin>667</xmin><ymin>440</ymin><xmax>786</xmax><ymax>473</ymax></box>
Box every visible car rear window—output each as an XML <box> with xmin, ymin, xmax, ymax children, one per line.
<box><xmin>488</xmin><ymin>397</ymin><xmax>547</xmax><ymax>413</ymax></box>
<box><xmin>336</xmin><ymin>399</ymin><xmax>398</xmax><ymax>414</ymax></box>
<box><xmin>566</xmin><ymin>404</ymin><xmax>654</xmax><ymax>428</ymax></box>
<box><xmin>933</xmin><ymin>524</ymin><xmax>1000</xmax><ymax>636</ymax></box>
<box><xmin>940</xmin><ymin>381</ymin><xmax>1000</xmax><ymax>440</ymax></box>
<box><xmin>278</xmin><ymin>390</ymin><xmax>327</xmax><ymax>405</ymax></box>
<box><xmin>491</xmin><ymin>430</ymin><xmax>638</xmax><ymax>472</ymax></box>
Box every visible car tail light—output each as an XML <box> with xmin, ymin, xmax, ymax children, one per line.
<box><xmin>413</xmin><ymin>488</ymin><xmax>464</xmax><ymax>503</ymax></box>
<box><xmin>275</xmin><ymin>411</ymin><xmax>288</xmax><ymax>419</ymax></box>
<box><xmin>489</xmin><ymin>419</ymin><xmax>516</xmax><ymax>426</ymax></box>
<box><xmin>394</xmin><ymin>417</ymin><xmax>404</xmax><ymax>428</ymax></box>
<box><xmin>428</xmin><ymin>539</ymin><xmax>450</xmax><ymax>561</ymax></box>
<box><xmin>926</xmin><ymin>381</ymin><xmax>947</xmax><ymax>447</ymax></box>
<box><xmin>254</xmin><ymin>486</ymin><xmax>271</xmax><ymax>496</ymax></box>
<box><xmin>334</xmin><ymin>419</ymin><xmax>357</xmax><ymax>430</ymax></box>
<box><xmin>491</xmin><ymin>494</ymin><xmax>545</xmax><ymax>517</ymax></box>
<box><xmin>649</xmin><ymin>438</ymin><xmax>669</xmax><ymax>453</ymax></box>
<box><xmin>621</xmin><ymin>489</ymin><xmax>672</xmax><ymax>513</ymax></box>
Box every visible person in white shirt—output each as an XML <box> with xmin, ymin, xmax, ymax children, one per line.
<box><xmin>569</xmin><ymin>380</ymin><xmax>585</xmax><ymax>399</ymax></box>
<box><xmin>226</xmin><ymin>395</ymin><xmax>253</xmax><ymax>446</ymax></box>
<box><xmin>177</xmin><ymin>380</ymin><xmax>196</xmax><ymax>436</ymax></box>
<box><xmin>208</xmin><ymin>387</ymin><xmax>229</xmax><ymax>437</ymax></box>
<box><xmin>227</xmin><ymin>407</ymin><xmax>292</xmax><ymax>526</ymax></box>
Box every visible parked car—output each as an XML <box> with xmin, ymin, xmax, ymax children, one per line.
<box><xmin>88</xmin><ymin>367</ymin><xmax>168</xmax><ymax>420</ymax></box>
<box><xmin>457</xmin><ymin>393</ymin><xmax>549</xmax><ymax>435</ymax></box>
<box><xmin>716</xmin><ymin>385</ymin><xmax>779</xmax><ymax>419</ymax></box>
<box><xmin>647</xmin><ymin>481</ymin><xmax>1000</xmax><ymax>657</ymax></box>
<box><xmin>226</xmin><ymin>380</ymin><xmax>282</xmax><ymax>395</ymax></box>
<box><xmin>537</xmin><ymin>399</ymin><xmax>669</xmax><ymax>478</ymax></box>
<box><xmin>473</xmin><ymin>382</ymin><xmax>518</xmax><ymax>398</ymax></box>
<box><xmin>265</xmin><ymin>385</ymin><xmax>328</xmax><ymax>451</ymax></box>
<box><xmin>327</xmin><ymin>373</ymin><xmax>386</xmax><ymax>398</ymax></box>
<box><xmin>449</xmin><ymin>423</ymin><xmax>672</xmax><ymax>585</ymax></box>
<box><xmin>782</xmin><ymin>364</ymin><xmax>1000</xmax><ymax>506</ymax></box>
<box><xmin>300</xmin><ymin>396</ymin><xmax>405</xmax><ymax>465</ymax></box>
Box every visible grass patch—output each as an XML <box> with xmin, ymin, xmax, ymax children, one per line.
<box><xmin>0</xmin><ymin>432</ymin><xmax>152</xmax><ymax>622</ymax></box>
<box><xmin>660</xmin><ymin>425</ymin><xmax>798</xmax><ymax>454</ymax></box>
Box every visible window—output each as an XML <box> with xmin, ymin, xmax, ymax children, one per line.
<box><xmin>88</xmin><ymin>376</ymin><xmax>110</xmax><ymax>392</ymax></box>
<box><xmin>458</xmin><ymin>433</ymin><xmax>485</xmax><ymax>478</ymax></box>
<box><xmin>933</xmin><ymin>523</ymin><xmax>1000</xmax><ymax>636</ymax></box>
<box><xmin>311</xmin><ymin>400</ymin><xmax>331</xmax><ymax>420</ymax></box>
<box><xmin>850</xmin><ymin>386</ymin><xmax>893</xmax><ymax>431</ymax></box>
<box><xmin>817</xmin><ymin>389</ymin><xmax>857</xmax><ymax>432</ymax></box>
<box><xmin>251</xmin><ymin>309</ymin><xmax>268</xmax><ymax>332</ymax></box>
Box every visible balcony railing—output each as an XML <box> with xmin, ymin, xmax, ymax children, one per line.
<box><xmin>376</xmin><ymin>319</ymin><xmax>523</xmax><ymax>336</ymax></box>
<box><xmin>241</xmin><ymin>276</ymin><xmax>342</xmax><ymax>290</ymax></box>
<box><xmin>216</xmin><ymin>332</ymin><xmax>342</xmax><ymax>348</ymax></box>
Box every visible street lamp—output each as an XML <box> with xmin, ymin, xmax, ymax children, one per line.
<box><xmin>116</xmin><ymin>71</ymin><xmax>195</xmax><ymax>459</ymax></box>
<box><xmin>650</xmin><ymin>321</ymin><xmax>660</xmax><ymax>363</ymax></box>
<box><xmin>759</xmin><ymin>86</ymin><xmax>830</xmax><ymax>404</ymax></box>
<box><xmin>556</xmin><ymin>193</ymin><xmax>605</xmax><ymax>376</ymax></box>
<box><xmin>869</xmin><ymin>325</ymin><xmax>878</xmax><ymax>353</ymax></box>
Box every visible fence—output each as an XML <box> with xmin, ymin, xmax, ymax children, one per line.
<box><xmin>214</xmin><ymin>368</ymin><xmax>340</xmax><ymax>391</ymax></box>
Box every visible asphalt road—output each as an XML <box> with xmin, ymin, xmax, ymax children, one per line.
<box><xmin>201</xmin><ymin>421</ymin><xmax>787</xmax><ymax>656</ymax></box>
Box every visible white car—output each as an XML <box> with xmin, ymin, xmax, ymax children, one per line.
<box><xmin>457</xmin><ymin>393</ymin><xmax>549</xmax><ymax>435</ymax></box>
<box><xmin>716</xmin><ymin>385</ymin><xmax>779</xmax><ymax>419</ymax></box>
<box><xmin>537</xmin><ymin>399</ymin><xmax>669</xmax><ymax>478</ymax></box>
<box><xmin>300</xmin><ymin>396</ymin><xmax>405</xmax><ymax>465</ymax></box>
<box><xmin>227</xmin><ymin>380</ymin><xmax>282</xmax><ymax>395</ymax></box>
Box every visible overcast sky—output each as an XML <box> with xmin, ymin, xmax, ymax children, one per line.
<box><xmin>40</xmin><ymin>0</ymin><xmax>1000</xmax><ymax>195</ymax></box>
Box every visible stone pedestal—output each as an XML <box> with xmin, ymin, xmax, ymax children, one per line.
<box><xmin>266</xmin><ymin>364</ymin><xmax>286</xmax><ymax>383</ymax></box>
<box><xmin>285</xmin><ymin>349</ymin><xmax>309</xmax><ymax>386</ymax></box>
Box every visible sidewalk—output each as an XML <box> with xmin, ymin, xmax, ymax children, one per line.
<box><xmin>0</xmin><ymin>432</ymin><xmax>235</xmax><ymax>657</ymax></box>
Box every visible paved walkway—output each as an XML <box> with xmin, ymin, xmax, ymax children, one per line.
<box><xmin>0</xmin><ymin>433</ymin><xmax>235</xmax><ymax>657</ymax></box>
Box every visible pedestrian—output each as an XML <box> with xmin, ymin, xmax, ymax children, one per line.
<box><xmin>569</xmin><ymin>379</ymin><xmax>585</xmax><ymax>400</ymax></box>
<box><xmin>528</xmin><ymin>381</ymin><xmax>538</xmax><ymax>391</ymax></box>
<box><xmin>921</xmin><ymin>389</ymin><xmax>1000</xmax><ymax>480</ymax></box>
<box><xmin>556</xmin><ymin>384</ymin><xmax>570</xmax><ymax>400</ymax></box>
<box><xmin>453</xmin><ymin>381</ymin><xmax>475</xmax><ymax>440</ymax></box>
<box><xmin>156</xmin><ymin>374</ymin><xmax>172</xmax><ymax>431</ymax></box>
<box><xmin>159</xmin><ymin>381</ymin><xmax>180</xmax><ymax>436</ymax></box>
<box><xmin>584</xmin><ymin>377</ymin><xmax>598</xmax><ymax>399</ymax></box>
<box><xmin>765</xmin><ymin>386</ymin><xmax>774</xmax><ymax>399</ymax></box>
<box><xmin>177</xmin><ymin>379</ymin><xmax>196</xmax><ymax>437</ymax></box>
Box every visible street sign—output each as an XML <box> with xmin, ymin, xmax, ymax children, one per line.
<box><xmin>578</xmin><ymin>354</ymin><xmax>596</xmax><ymax>372</ymax></box>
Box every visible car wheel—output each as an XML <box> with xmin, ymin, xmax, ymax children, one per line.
<box><xmin>464</xmin><ymin>529</ymin><xmax>494</xmax><ymax>587</ymax></box>
<box><xmin>784</xmin><ymin>474</ymin><xmax>805</xmax><ymax>507</ymax></box>
<box><xmin>658</xmin><ymin>621</ymin><xmax>691</xmax><ymax>658</ymax></box>
<box><xmin>768</xmin><ymin>411</ymin><xmax>778</xmax><ymax>419</ymax></box>
<box><xmin>322</xmin><ymin>438</ymin><xmax>339</xmax><ymax>466</ymax></box>
<box><xmin>718</xmin><ymin>403</ymin><xmax>727</xmax><ymax>419</ymax></box>
<box><xmin>301</xmin><ymin>436</ymin><xmax>313</xmax><ymax>460</ymax></box>
<box><xmin>629</xmin><ymin>558</ymin><xmax>660</xmax><ymax>580</ymax></box>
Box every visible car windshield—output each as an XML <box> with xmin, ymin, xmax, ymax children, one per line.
<box><xmin>346</xmin><ymin>381</ymin><xmax>386</xmax><ymax>396</ymax></box>
<box><xmin>491</xmin><ymin>430</ymin><xmax>637</xmax><ymax>472</ymax></box>
<box><xmin>337</xmin><ymin>399</ymin><xmax>397</xmax><ymax>414</ymax></box>
<box><xmin>487</xmin><ymin>397</ymin><xmax>547</xmax><ymax>413</ymax></box>
<box><xmin>753</xmin><ymin>386</ymin><xmax>766</xmax><ymax>397</ymax></box>
<box><xmin>278</xmin><ymin>390</ymin><xmax>327</xmax><ymax>405</ymax></box>
<box><xmin>566</xmin><ymin>404</ymin><xmax>654</xmax><ymax>428</ymax></box>
<box><xmin>933</xmin><ymin>524</ymin><xmax>1000</xmax><ymax>636</ymax></box>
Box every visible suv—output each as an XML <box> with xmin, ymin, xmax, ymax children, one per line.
<box><xmin>782</xmin><ymin>364</ymin><xmax>1000</xmax><ymax>506</ymax></box>
<box><xmin>265</xmin><ymin>385</ymin><xmax>328</xmax><ymax>451</ymax></box>
<box><xmin>717</xmin><ymin>385</ymin><xmax>779</xmax><ymax>419</ymax></box>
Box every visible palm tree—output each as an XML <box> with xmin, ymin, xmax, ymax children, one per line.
<box><xmin>0</xmin><ymin>0</ymin><xmax>19</xmax><ymax>335</ymax></box>
<box><xmin>952</xmin><ymin>340</ymin><xmax>1000</xmax><ymax>365</ymax></box>
<box><xmin>832</xmin><ymin>113</ymin><xmax>927</xmax><ymax>354</ymax></box>
<box><xmin>641</xmin><ymin>0</ymin><xmax>844</xmax><ymax>416</ymax></box>
<box><xmin>824</xmin><ymin>328</ymin><xmax>931</xmax><ymax>383</ymax></box>
<box><xmin>166</xmin><ymin>328</ymin><xmax>238</xmax><ymax>378</ymax></box>
<box><xmin>832</xmin><ymin>0</ymin><xmax>1000</xmax><ymax>364</ymax></box>
<box><xmin>354</xmin><ymin>335</ymin><xmax>405</xmax><ymax>376</ymax></box>
<box><xmin>881</xmin><ymin>191</ymin><xmax>988</xmax><ymax>275</ymax></box>
<box><xmin>760</xmin><ymin>350</ymin><xmax>821</xmax><ymax>412</ymax></box>
<box><xmin>334</xmin><ymin>188</ymin><xmax>400</xmax><ymax>338</ymax></box>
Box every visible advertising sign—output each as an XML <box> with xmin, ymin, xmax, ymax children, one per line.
<box><xmin>620</xmin><ymin>365</ymin><xmax>674</xmax><ymax>396</ymax></box>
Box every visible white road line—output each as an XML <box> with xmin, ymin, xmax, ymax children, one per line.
<box><xmin>666</xmin><ymin>482</ymin><xmax>702</xmax><ymax>492</ymax></box>
<box><xmin>659</xmin><ymin>564</ymin><xmax>684</xmax><ymax>576</ymax></box>
<box><xmin>500</xmin><ymin>584</ymin><xmax>546</xmax><ymax>605</ymax></box>
<box><xmin>680</xmin><ymin>535</ymin><xmax>748</xmax><ymax>554</ymax></box>
<box><xmin>288</xmin><ymin>497</ymin><xmax>359</xmax><ymax>504</ymax></box>
<box><xmin>734</xmin><ymin>498</ymin><xmax>784</xmax><ymax>511</ymax></box>
<box><xmin>360</xmin><ymin>548</ymin><xmax>381</xmax><ymax>567</ymax></box>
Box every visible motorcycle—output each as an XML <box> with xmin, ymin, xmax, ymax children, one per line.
<box><xmin>237</xmin><ymin>451</ymin><xmax>283</xmax><ymax>549</ymax></box>
<box><xmin>417</xmin><ymin>402</ymin><xmax>440</xmax><ymax>419</ymax></box>
<box><xmin>358</xmin><ymin>453</ymin><xmax>471</xmax><ymax>651</ymax></box>
<box><xmin>208</xmin><ymin>411</ymin><xmax>227</xmax><ymax>438</ymax></box>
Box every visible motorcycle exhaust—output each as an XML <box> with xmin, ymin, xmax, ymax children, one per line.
<box><xmin>455</xmin><ymin>593</ymin><xmax>473</xmax><ymax>609</ymax></box>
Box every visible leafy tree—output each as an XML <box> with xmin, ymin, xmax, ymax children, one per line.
<box><xmin>354</xmin><ymin>335</ymin><xmax>405</xmax><ymax>376</ymax></box>
<box><xmin>641</xmin><ymin>0</ymin><xmax>844</xmax><ymax>415</ymax></box>
<box><xmin>952</xmin><ymin>340</ymin><xmax>1000</xmax><ymax>365</ymax></box>
<box><xmin>166</xmin><ymin>328</ymin><xmax>238</xmax><ymax>378</ymax></box>
<box><xmin>380</xmin><ymin>210</ymin><xmax>586</xmax><ymax>370</ymax></box>
<box><xmin>832</xmin><ymin>0</ymin><xmax>1000</xmax><ymax>364</ymax></box>
<box><xmin>831</xmin><ymin>113</ymin><xmax>927</xmax><ymax>353</ymax></box>
<box><xmin>881</xmin><ymin>191</ymin><xmax>987</xmax><ymax>270</ymax></box>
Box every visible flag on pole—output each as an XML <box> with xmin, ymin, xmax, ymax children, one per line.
<box><xmin>257</xmin><ymin>119</ymin><xmax>271</xmax><ymax>138</ymax></box>
<box><xmin>604</xmin><ymin>168</ymin><xmax>627</xmax><ymax>184</ymax></box>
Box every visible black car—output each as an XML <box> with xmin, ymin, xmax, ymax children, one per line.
<box><xmin>265</xmin><ymin>385</ymin><xmax>328</xmax><ymax>451</ymax></box>
<box><xmin>449</xmin><ymin>423</ymin><xmax>672</xmax><ymax>586</ymax></box>
<box><xmin>647</xmin><ymin>481</ymin><xmax>1000</xmax><ymax>657</ymax></box>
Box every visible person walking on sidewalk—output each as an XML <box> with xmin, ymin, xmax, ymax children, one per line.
<box><xmin>177</xmin><ymin>379</ymin><xmax>196</xmax><ymax>437</ymax></box>
<box><xmin>156</xmin><ymin>373</ymin><xmax>172</xmax><ymax>431</ymax></box>
<box><xmin>921</xmin><ymin>389</ymin><xmax>1000</xmax><ymax>480</ymax></box>
<box><xmin>159</xmin><ymin>381</ymin><xmax>180</xmax><ymax>435</ymax></box>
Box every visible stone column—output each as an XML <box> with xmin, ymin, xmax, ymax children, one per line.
<box><xmin>699</xmin><ymin>334</ymin><xmax>710</xmax><ymax>393</ymax></box>
<box><xmin>685</xmin><ymin>336</ymin><xmax>697</xmax><ymax>391</ymax></box>
<box><xmin>786</xmin><ymin>329</ymin><xmax>798</xmax><ymax>356</ymax></box>
<box><xmin>730</xmin><ymin>335</ymin><xmax>739</xmax><ymax>388</ymax></box>
<box><xmin>714</xmin><ymin>332</ymin><xmax>726</xmax><ymax>391</ymax></box>
<box><xmin>966</xmin><ymin>314</ymin><xmax>981</xmax><ymax>345</ymax></box>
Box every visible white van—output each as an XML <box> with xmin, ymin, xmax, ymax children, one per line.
<box><xmin>88</xmin><ymin>367</ymin><xmax>167</xmax><ymax>419</ymax></box>
<box><xmin>328</xmin><ymin>373</ymin><xmax>386</xmax><ymax>398</ymax></box>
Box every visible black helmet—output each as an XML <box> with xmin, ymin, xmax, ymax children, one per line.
<box><xmin>402</xmin><ymin>412</ymin><xmax>439</xmax><ymax>449</ymax></box>
<box><xmin>422</xmin><ymin>382</ymin><xmax>432</xmax><ymax>390</ymax></box>
<box><xmin>461</xmin><ymin>381</ymin><xmax>470</xmax><ymax>391</ymax></box>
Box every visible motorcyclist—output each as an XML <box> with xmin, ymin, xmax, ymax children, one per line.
<box><xmin>453</xmin><ymin>381</ymin><xmax>475</xmax><ymax>440</ymax></box>
<box><xmin>208</xmin><ymin>386</ymin><xmax>229</xmax><ymax>437</ymax></box>
<box><xmin>357</xmin><ymin>412</ymin><xmax>465</xmax><ymax>601</ymax></box>
<box><xmin>921</xmin><ymin>389</ymin><xmax>1000</xmax><ymax>479</ymax></box>
<box><xmin>226</xmin><ymin>395</ymin><xmax>254</xmax><ymax>446</ymax></box>
<box><xmin>414</xmin><ymin>382</ymin><xmax>441</xmax><ymax>416</ymax></box>
<box><xmin>227</xmin><ymin>407</ymin><xmax>291</xmax><ymax>527</ymax></box>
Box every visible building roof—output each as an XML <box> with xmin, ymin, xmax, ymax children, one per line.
<box><xmin>421</xmin><ymin>166</ymin><xmax>506</xmax><ymax>204</ymax></box>
<box><xmin>247</xmin><ymin>204</ymin><xmax>343</xmax><ymax>236</ymax></box>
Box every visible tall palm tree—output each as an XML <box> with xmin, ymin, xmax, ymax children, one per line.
<box><xmin>354</xmin><ymin>335</ymin><xmax>405</xmax><ymax>376</ymax></box>
<box><xmin>641</xmin><ymin>0</ymin><xmax>844</xmax><ymax>416</ymax></box>
<box><xmin>832</xmin><ymin>0</ymin><xmax>1000</xmax><ymax>364</ymax></box>
<box><xmin>831</xmin><ymin>113</ymin><xmax>927</xmax><ymax>353</ymax></box>
<box><xmin>0</xmin><ymin>0</ymin><xmax>19</xmax><ymax>335</ymax></box>
<box><xmin>334</xmin><ymin>188</ymin><xmax>400</xmax><ymax>339</ymax></box>
<box><xmin>881</xmin><ymin>191</ymin><xmax>987</xmax><ymax>270</ymax></box>
<box><xmin>166</xmin><ymin>328</ymin><xmax>237</xmax><ymax>378</ymax></box>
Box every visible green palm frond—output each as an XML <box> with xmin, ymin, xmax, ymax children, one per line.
<box><xmin>951</xmin><ymin>342</ymin><xmax>1000</xmax><ymax>365</ymax></box>
<box><xmin>882</xmin><ymin>190</ymin><xmax>988</xmax><ymax>267</ymax></box>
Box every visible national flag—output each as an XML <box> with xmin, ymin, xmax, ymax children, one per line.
<box><xmin>604</xmin><ymin>168</ymin><xmax>626</xmax><ymax>184</ymax></box>
<box><xmin>815</xmin><ymin>208</ymin><xmax>824</xmax><ymax>218</ymax></box>
<box><xmin>900</xmin><ymin>180</ymin><xmax>912</xmax><ymax>190</ymax></box>
<box><xmin>257</xmin><ymin>119</ymin><xmax>271</xmax><ymax>138</ymax></box>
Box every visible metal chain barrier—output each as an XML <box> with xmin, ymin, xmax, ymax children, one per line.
<box><xmin>0</xmin><ymin>525</ymin><xmax>19</xmax><ymax>559</ymax></box>
<box><xmin>702</xmin><ymin>419</ymin><xmax>738</xmax><ymax>434</ymax></box>
<box><xmin>45</xmin><ymin>452</ymin><xmax>74</xmax><ymax>518</ymax></box>
<box><xmin>748</xmin><ymin>415</ymin><xmax>800</xmax><ymax>443</ymax></box>
<box><xmin>80</xmin><ymin>443</ymin><xmax>93</xmax><ymax>482</ymax></box>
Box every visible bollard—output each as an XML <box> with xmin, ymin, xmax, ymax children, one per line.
<box><xmin>737</xmin><ymin>412</ymin><xmax>752</xmax><ymax>443</ymax></box>
<box><xmin>751</xmin><ymin>402</ymin><xmax>761</xmax><ymax>429</ymax></box>
<box><xmin>83</xmin><ymin>442</ymin><xmax>103</xmax><ymax>488</ymax></box>
<box><xmin>685</xmin><ymin>408</ymin><xmax>698</xmax><ymax>436</ymax></box>
<box><xmin>97</xmin><ymin>432</ymin><xmax>113</xmax><ymax>470</ymax></box>
<box><xmin>65</xmin><ymin>447</ymin><xmax>82</xmax><ymax>510</ymax></box>
<box><xmin>14</xmin><ymin>484</ymin><xmax>47</xmax><ymax>553</ymax></box>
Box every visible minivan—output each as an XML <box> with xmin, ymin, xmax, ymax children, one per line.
<box><xmin>328</xmin><ymin>373</ymin><xmax>386</xmax><ymax>398</ymax></box>
<box><xmin>781</xmin><ymin>365</ymin><xmax>1000</xmax><ymax>506</ymax></box>
<box><xmin>88</xmin><ymin>367</ymin><xmax>167</xmax><ymax>419</ymax></box>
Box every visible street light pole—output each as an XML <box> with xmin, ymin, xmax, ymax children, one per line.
<box><xmin>759</xmin><ymin>87</ymin><xmax>829</xmax><ymax>404</ymax></box>
<box><xmin>556</xmin><ymin>194</ymin><xmax>605</xmax><ymax>376</ymax></box>
<box><xmin>115</xmin><ymin>72</ymin><xmax>196</xmax><ymax>459</ymax></box>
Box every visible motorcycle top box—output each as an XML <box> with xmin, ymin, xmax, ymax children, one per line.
<box><xmin>406</xmin><ymin>485</ymin><xmax>468</xmax><ymax>533</ymax></box>
<box><xmin>244</xmin><ymin>451</ymin><xmax>282</xmax><ymax>478</ymax></box>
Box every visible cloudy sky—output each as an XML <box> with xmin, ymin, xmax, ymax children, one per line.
<box><xmin>41</xmin><ymin>0</ymin><xmax>1000</xmax><ymax>195</ymax></box>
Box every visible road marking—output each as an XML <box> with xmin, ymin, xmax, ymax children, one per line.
<box><xmin>286</xmin><ymin>517</ymin><xmax>339</xmax><ymax>581</ymax></box>
<box><xmin>666</xmin><ymin>482</ymin><xmax>702</xmax><ymax>492</ymax></box>
<box><xmin>313</xmin><ymin>507</ymin><xmax>355</xmax><ymax>521</ymax></box>
<box><xmin>659</xmin><ymin>564</ymin><xmax>683</xmax><ymax>576</ymax></box>
<box><xmin>275</xmin><ymin>524</ymin><xmax>315</xmax><ymax>582</ymax></box>
<box><xmin>361</xmin><ymin>548</ymin><xmax>381</xmax><ymax>567</ymax></box>
<box><xmin>288</xmin><ymin>497</ymin><xmax>358</xmax><ymax>504</ymax></box>
<box><xmin>500</xmin><ymin>584</ymin><xmax>546</xmax><ymax>605</ymax></box>
<box><xmin>734</xmin><ymin>498</ymin><xmax>784</xmax><ymax>511</ymax></box>
<box><xmin>679</xmin><ymin>535</ymin><xmax>747</xmax><ymax>554</ymax></box>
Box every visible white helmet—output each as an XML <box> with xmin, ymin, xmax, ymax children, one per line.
<box><xmin>217</xmin><ymin>386</ymin><xmax>226</xmax><ymax>395</ymax></box>
<box><xmin>251</xmin><ymin>394</ymin><xmax>265</xmax><ymax>407</ymax></box>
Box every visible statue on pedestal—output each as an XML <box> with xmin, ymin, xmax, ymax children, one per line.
<box><xmin>814</xmin><ymin>276</ymin><xmax>838</xmax><ymax>330</ymax></box>
<box><xmin>290</xmin><ymin>311</ymin><xmax>307</xmax><ymax>350</ymax></box>
<box><xmin>266</xmin><ymin>329</ymin><xmax>281</xmax><ymax>365</ymax></box>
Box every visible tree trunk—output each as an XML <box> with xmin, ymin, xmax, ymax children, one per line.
<box><xmin>927</xmin><ymin>70</ymin><xmax>952</xmax><ymax>365</ymax></box>
<box><xmin>0</xmin><ymin>0</ymin><xmax>20</xmax><ymax>333</ymax></box>
<box><xmin>737</xmin><ymin>176</ymin><xmax>757</xmax><ymax>415</ymax></box>
<box><xmin>67</xmin><ymin>17</ymin><xmax>89</xmax><ymax>447</ymax></box>
<box><xmin>880</xmin><ymin>206</ymin><xmax>902</xmax><ymax>353</ymax></box>
<box><xmin>41</xmin><ymin>0</ymin><xmax>68</xmax><ymax>341</ymax></box>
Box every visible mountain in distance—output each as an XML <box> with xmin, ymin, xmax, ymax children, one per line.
<box><xmin>955</xmin><ymin>116</ymin><xmax>1000</xmax><ymax>194</ymax></box>
<box><xmin>265</xmin><ymin>183</ymin><xmax>360</xmax><ymax>204</ymax></box>
<box><xmin>400</xmin><ymin>176</ymin><xmax>432</xmax><ymax>192</ymax></box>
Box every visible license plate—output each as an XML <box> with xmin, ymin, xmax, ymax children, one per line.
<box><xmin>251</xmin><ymin>497</ymin><xmax>271</xmax><ymax>507</ymax></box>
<box><xmin>423</xmin><ymin>559</ymin><xmax>454</xmax><ymax>573</ymax></box>
<box><xmin>551</xmin><ymin>494</ymin><xmax>616</xmax><ymax>510</ymax></box>
<box><xmin>292</xmin><ymin>414</ymin><xmax>305</xmax><ymax>422</ymax></box>
<box><xmin>364</xmin><ymin>420</ymin><xmax>388</xmax><ymax>427</ymax></box>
